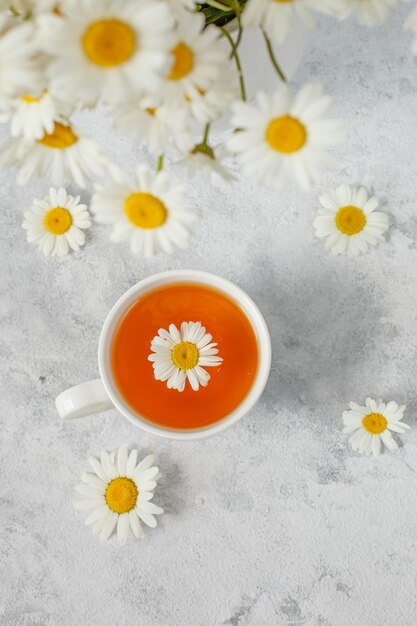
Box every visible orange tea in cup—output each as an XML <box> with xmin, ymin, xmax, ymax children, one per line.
<box><xmin>111</xmin><ymin>283</ymin><xmax>259</xmax><ymax>429</ymax></box>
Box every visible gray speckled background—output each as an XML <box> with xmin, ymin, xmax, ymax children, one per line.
<box><xmin>2</xmin><ymin>7</ymin><xmax>417</xmax><ymax>626</ymax></box>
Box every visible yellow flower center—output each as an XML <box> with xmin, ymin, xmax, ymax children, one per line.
<box><xmin>362</xmin><ymin>412</ymin><xmax>387</xmax><ymax>435</ymax></box>
<box><xmin>37</xmin><ymin>122</ymin><xmax>78</xmax><ymax>149</ymax></box>
<box><xmin>21</xmin><ymin>94</ymin><xmax>41</xmax><ymax>103</ymax></box>
<box><xmin>44</xmin><ymin>207</ymin><xmax>72</xmax><ymax>235</ymax></box>
<box><xmin>265</xmin><ymin>115</ymin><xmax>307</xmax><ymax>153</ymax></box>
<box><xmin>172</xmin><ymin>341</ymin><xmax>199</xmax><ymax>370</ymax></box>
<box><xmin>105</xmin><ymin>477</ymin><xmax>138</xmax><ymax>514</ymax></box>
<box><xmin>82</xmin><ymin>19</ymin><xmax>136</xmax><ymax>67</ymax></box>
<box><xmin>273</xmin><ymin>0</ymin><xmax>293</xmax><ymax>3</ymax></box>
<box><xmin>146</xmin><ymin>107</ymin><xmax>157</xmax><ymax>116</ymax></box>
<box><xmin>124</xmin><ymin>193</ymin><xmax>167</xmax><ymax>229</ymax></box>
<box><xmin>335</xmin><ymin>205</ymin><xmax>366</xmax><ymax>236</ymax></box>
<box><xmin>168</xmin><ymin>42</ymin><xmax>194</xmax><ymax>80</ymax></box>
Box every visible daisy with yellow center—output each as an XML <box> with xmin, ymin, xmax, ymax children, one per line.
<box><xmin>74</xmin><ymin>446</ymin><xmax>163</xmax><ymax>544</ymax></box>
<box><xmin>343</xmin><ymin>398</ymin><xmax>409</xmax><ymax>456</ymax></box>
<box><xmin>22</xmin><ymin>187</ymin><xmax>91</xmax><ymax>256</ymax></box>
<box><xmin>0</xmin><ymin>121</ymin><xmax>108</xmax><ymax>187</ymax></box>
<box><xmin>91</xmin><ymin>165</ymin><xmax>197</xmax><ymax>257</ymax></box>
<box><xmin>149</xmin><ymin>322</ymin><xmax>223</xmax><ymax>392</ymax></box>
<box><xmin>38</xmin><ymin>0</ymin><xmax>175</xmax><ymax>106</ymax></box>
<box><xmin>9</xmin><ymin>90</ymin><xmax>73</xmax><ymax>140</ymax></box>
<box><xmin>313</xmin><ymin>184</ymin><xmax>389</xmax><ymax>257</ymax></box>
<box><xmin>228</xmin><ymin>83</ymin><xmax>346</xmax><ymax>190</ymax></box>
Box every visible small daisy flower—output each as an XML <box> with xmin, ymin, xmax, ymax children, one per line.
<box><xmin>91</xmin><ymin>165</ymin><xmax>197</xmax><ymax>258</ymax></box>
<box><xmin>0</xmin><ymin>20</ymin><xmax>42</xmax><ymax>111</ymax></box>
<box><xmin>184</xmin><ymin>68</ymin><xmax>238</xmax><ymax>124</ymax></box>
<box><xmin>177</xmin><ymin>144</ymin><xmax>234</xmax><ymax>183</ymax></box>
<box><xmin>228</xmin><ymin>83</ymin><xmax>346</xmax><ymax>190</ymax></box>
<box><xmin>38</xmin><ymin>0</ymin><xmax>175</xmax><ymax>106</ymax></box>
<box><xmin>9</xmin><ymin>91</ymin><xmax>73</xmax><ymax>140</ymax></box>
<box><xmin>313</xmin><ymin>184</ymin><xmax>389</xmax><ymax>257</ymax></box>
<box><xmin>112</xmin><ymin>95</ymin><xmax>193</xmax><ymax>157</ymax></box>
<box><xmin>22</xmin><ymin>187</ymin><xmax>91</xmax><ymax>257</ymax></box>
<box><xmin>149</xmin><ymin>321</ymin><xmax>223</xmax><ymax>392</ymax></box>
<box><xmin>74</xmin><ymin>446</ymin><xmax>163</xmax><ymax>544</ymax></box>
<box><xmin>343</xmin><ymin>398</ymin><xmax>410</xmax><ymax>456</ymax></box>
<box><xmin>0</xmin><ymin>121</ymin><xmax>108</xmax><ymax>187</ymax></box>
<box><xmin>160</xmin><ymin>10</ymin><xmax>230</xmax><ymax>117</ymax></box>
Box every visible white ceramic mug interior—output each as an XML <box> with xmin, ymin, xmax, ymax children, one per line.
<box><xmin>56</xmin><ymin>269</ymin><xmax>271</xmax><ymax>440</ymax></box>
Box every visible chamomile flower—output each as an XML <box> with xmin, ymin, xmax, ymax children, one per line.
<box><xmin>112</xmin><ymin>95</ymin><xmax>193</xmax><ymax>157</ymax></box>
<box><xmin>185</xmin><ymin>68</ymin><xmax>238</xmax><ymax>124</ymax></box>
<box><xmin>74</xmin><ymin>446</ymin><xmax>163</xmax><ymax>544</ymax></box>
<box><xmin>242</xmin><ymin>0</ymin><xmax>346</xmax><ymax>44</ymax></box>
<box><xmin>38</xmin><ymin>0</ymin><xmax>175</xmax><ymax>106</ymax></box>
<box><xmin>0</xmin><ymin>20</ymin><xmax>42</xmax><ymax>113</ymax></box>
<box><xmin>0</xmin><ymin>121</ymin><xmax>108</xmax><ymax>187</ymax></box>
<box><xmin>9</xmin><ymin>91</ymin><xmax>72</xmax><ymax>140</ymax></box>
<box><xmin>22</xmin><ymin>187</ymin><xmax>91</xmax><ymax>256</ymax></box>
<box><xmin>343</xmin><ymin>398</ymin><xmax>409</xmax><ymax>456</ymax></box>
<box><xmin>159</xmin><ymin>10</ymin><xmax>230</xmax><ymax>119</ymax></box>
<box><xmin>149</xmin><ymin>322</ymin><xmax>223</xmax><ymax>392</ymax></box>
<box><xmin>405</xmin><ymin>4</ymin><xmax>417</xmax><ymax>53</ymax></box>
<box><xmin>91</xmin><ymin>165</ymin><xmax>197</xmax><ymax>258</ymax></box>
<box><xmin>228</xmin><ymin>83</ymin><xmax>346</xmax><ymax>190</ymax></box>
<box><xmin>178</xmin><ymin>144</ymin><xmax>234</xmax><ymax>183</ymax></box>
<box><xmin>313</xmin><ymin>184</ymin><xmax>389</xmax><ymax>257</ymax></box>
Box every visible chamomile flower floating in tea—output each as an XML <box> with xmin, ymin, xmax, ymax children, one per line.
<box><xmin>313</xmin><ymin>184</ymin><xmax>389</xmax><ymax>257</ymax></box>
<box><xmin>0</xmin><ymin>121</ymin><xmax>108</xmax><ymax>187</ymax></box>
<box><xmin>9</xmin><ymin>91</ymin><xmax>73</xmax><ymax>141</ymax></box>
<box><xmin>91</xmin><ymin>165</ymin><xmax>197</xmax><ymax>257</ymax></box>
<box><xmin>38</xmin><ymin>0</ymin><xmax>175</xmax><ymax>106</ymax></box>
<box><xmin>22</xmin><ymin>187</ymin><xmax>91</xmax><ymax>256</ymax></box>
<box><xmin>149</xmin><ymin>321</ymin><xmax>223</xmax><ymax>392</ymax></box>
<box><xmin>74</xmin><ymin>446</ymin><xmax>163</xmax><ymax>544</ymax></box>
<box><xmin>227</xmin><ymin>83</ymin><xmax>346</xmax><ymax>190</ymax></box>
<box><xmin>343</xmin><ymin>398</ymin><xmax>409</xmax><ymax>457</ymax></box>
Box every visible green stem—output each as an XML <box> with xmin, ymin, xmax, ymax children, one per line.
<box><xmin>204</xmin><ymin>0</ymin><xmax>233</xmax><ymax>11</ymax></box>
<box><xmin>157</xmin><ymin>155</ymin><xmax>164</xmax><ymax>171</ymax></box>
<box><xmin>262</xmin><ymin>30</ymin><xmax>287</xmax><ymax>83</ymax></box>
<box><xmin>221</xmin><ymin>27</ymin><xmax>247</xmax><ymax>101</ymax></box>
<box><xmin>202</xmin><ymin>123</ymin><xmax>211</xmax><ymax>146</ymax></box>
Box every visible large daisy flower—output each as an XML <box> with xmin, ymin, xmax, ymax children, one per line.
<box><xmin>9</xmin><ymin>91</ymin><xmax>73</xmax><ymax>140</ymax></box>
<box><xmin>149</xmin><ymin>321</ymin><xmax>223</xmax><ymax>392</ymax></box>
<box><xmin>159</xmin><ymin>10</ymin><xmax>230</xmax><ymax>117</ymax></box>
<box><xmin>22</xmin><ymin>187</ymin><xmax>91</xmax><ymax>256</ymax></box>
<box><xmin>91</xmin><ymin>165</ymin><xmax>197</xmax><ymax>257</ymax></box>
<box><xmin>242</xmin><ymin>0</ymin><xmax>347</xmax><ymax>44</ymax></box>
<box><xmin>0</xmin><ymin>121</ymin><xmax>108</xmax><ymax>187</ymax></box>
<box><xmin>228</xmin><ymin>83</ymin><xmax>346</xmax><ymax>190</ymax></box>
<box><xmin>313</xmin><ymin>184</ymin><xmax>389</xmax><ymax>257</ymax></box>
<box><xmin>38</xmin><ymin>0</ymin><xmax>175</xmax><ymax>106</ymax></box>
<box><xmin>343</xmin><ymin>398</ymin><xmax>409</xmax><ymax>456</ymax></box>
<box><xmin>112</xmin><ymin>95</ymin><xmax>193</xmax><ymax>157</ymax></box>
<box><xmin>0</xmin><ymin>19</ymin><xmax>42</xmax><ymax>116</ymax></box>
<box><xmin>74</xmin><ymin>446</ymin><xmax>163</xmax><ymax>544</ymax></box>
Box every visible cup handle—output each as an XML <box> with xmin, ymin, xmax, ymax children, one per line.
<box><xmin>56</xmin><ymin>379</ymin><xmax>114</xmax><ymax>420</ymax></box>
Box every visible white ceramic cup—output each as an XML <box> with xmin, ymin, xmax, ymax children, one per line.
<box><xmin>56</xmin><ymin>270</ymin><xmax>271</xmax><ymax>440</ymax></box>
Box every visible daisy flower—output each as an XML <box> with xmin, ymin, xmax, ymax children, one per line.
<box><xmin>0</xmin><ymin>121</ymin><xmax>108</xmax><ymax>187</ymax></box>
<box><xmin>22</xmin><ymin>187</ymin><xmax>91</xmax><ymax>257</ymax></box>
<box><xmin>38</xmin><ymin>0</ymin><xmax>175</xmax><ymax>106</ymax></box>
<box><xmin>9</xmin><ymin>91</ymin><xmax>73</xmax><ymax>140</ymax></box>
<box><xmin>0</xmin><ymin>20</ymin><xmax>42</xmax><ymax>115</ymax></box>
<box><xmin>112</xmin><ymin>95</ymin><xmax>193</xmax><ymax>157</ymax></box>
<box><xmin>242</xmin><ymin>0</ymin><xmax>348</xmax><ymax>44</ymax></box>
<box><xmin>177</xmin><ymin>144</ymin><xmax>234</xmax><ymax>183</ymax></box>
<box><xmin>227</xmin><ymin>83</ymin><xmax>346</xmax><ymax>190</ymax></box>
<box><xmin>74</xmin><ymin>446</ymin><xmax>163</xmax><ymax>544</ymax></box>
<box><xmin>148</xmin><ymin>321</ymin><xmax>223</xmax><ymax>392</ymax></box>
<box><xmin>313</xmin><ymin>184</ymin><xmax>389</xmax><ymax>257</ymax></box>
<box><xmin>343</xmin><ymin>398</ymin><xmax>409</xmax><ymax>456</ymax></box>
<box><xmin>91</xmin><ymin>165</ymin><xmax>197</xmax><ymax>258</ymax></box>
<box><xmin>159</xmin><ymin>10</ymin><xmax>230</xmax><ymax>118</ymax></box>
<box><xmin>185</xmin><ymin>68</ymin><xmax>238</xmax><ymax>124</ymax></box>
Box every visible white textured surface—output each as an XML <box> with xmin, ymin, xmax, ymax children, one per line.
<box><xmin>2</xmin><ymin>8</ymin><xmax>417</xmax><ymax>626</ymax></box>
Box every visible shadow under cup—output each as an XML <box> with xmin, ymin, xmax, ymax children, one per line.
<box><xmin>99</xmin><ymin>272</ymin><xmax>271</xmax><ymax>437</ymax></box>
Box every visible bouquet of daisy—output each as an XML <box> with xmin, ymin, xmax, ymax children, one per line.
<box><xmin>0</xmin><ymin>0</ymin><xmax>415</xmax><ymax>257</ymax></box>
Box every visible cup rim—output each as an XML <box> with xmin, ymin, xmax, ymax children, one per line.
<box><xmin>98</xmin><ymin>269</ymin><xmax>271</xmax><ymax>440</ymax></box>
